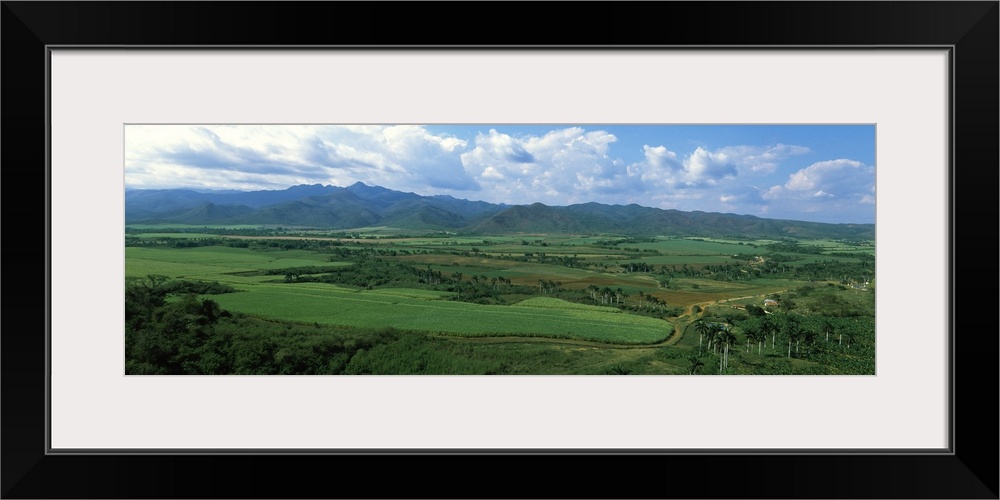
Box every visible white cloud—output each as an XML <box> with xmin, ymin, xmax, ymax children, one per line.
<box><xmin>125</xmin><ymin>124</ymin><xmax>478</xmax><ymax>193</ymax></box>
<box><xmin>629</xmin><ymin>143</ymin><xmax>804</xmax><ymax>188</ymax></box>
<box><xmin>459</xmin><ymin>127</ymin><xmax>792</xmax><ymax>208</ymax></box>
<box><xmin>719</xmin><ymin>143</ymin><xmax>811</xmax><ymax>174</ymax></box>
<box><xmin>755</xmin><ymin>158</ymin><xmax>876</xmax><ymax>222</ymax></box>
<box><xmin>761</xmin><ymin>185</ymin><xmax>784</xmax><ymax>200</ymax></box>
<box><xmin>481</xmin><ymin>166</ymin><xmax>504</xmax><ymax>180</ymax></box>
<box><xmin>762</xmin><ymin>159</ymin><xmax>875</xmax><ymax>201</ymax></box>
<box><xmin>460</xmin><ymin>129</ymin><xmax>538</xmax><ymax>179</ymax></box>
<box><xmin>682</xmin><ymin>147</ymin><xmax>737</xmax><ymax>186</ymax></box>
<box><xmin>634</xmin><ymin>145</ymin><xmax>682</xmax><ymax>184</ymax></box>
<box><xmin>784</xmin><ymin>159</ymin><xmax>868</xmax><ymax>192</ymax></box>
<box><xmin>643</xmin><ymin>145</ymin><xmax>679</xmax><ymax>168</ymax></box>
<box><xmin>460</xmin><ymin>127</ymin><xmax>626</xmax><ymax>205</ymax></box>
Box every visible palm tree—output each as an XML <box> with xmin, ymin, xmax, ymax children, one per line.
<box><xmin>761</xmin><ymin>316</ymin><xmax>777</xmax><ymax>350</ymax></box>
<box><xmin>694</xmin><ymin>319</ymin><xmax>711</xmax><ymax>355</ymax></box>
<box><xmin>822</xmin><ymin>321</ymin><xmax>834</xmax><ymax>343</ymax></box>
<box><xmin>648</xmin><ymin>296</ymin><xmax>658</xmax><ymax>312</ymax></box>
<box><xmin>785</xmin><ymin>324</ymin><xmax>803</xmax><ymax>358</ymax></box>
<box><xmin>716</xmin><ymin>327</ymin><xmax>737</xmax><ymax>372</ymax></box>
<box><xmin>686</xmin><ymin>355</ymin><xmax>705</xmax><ymax>375</ymax></box>
<box><xmin>741</xmin><ymin>317</ymin><xmax>764</xmax><ymax>355</ymax></box>
<box><xmin>779</xmin><ymin>315</ymin><xmax>801</xmax><ymax>358</ymax></box>
<box><xmin>801</xmin><ymin>329</ymin><xmax>818</xmax><ymax>357</ymax></box>
<box><xmin>753</xmin><ymin>328</ymin><xmax>764</xmax><ymax>355</ymax></box>
<box><xmin>710</xmin><ymin>323</ymin><xmax>722</xmax><ymax>354</ymax></box>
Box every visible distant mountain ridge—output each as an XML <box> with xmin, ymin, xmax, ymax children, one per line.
<box><xmin>125</xmin><ymin>182</ymin><xmax>875</xmax><ymax>239</ymax></box>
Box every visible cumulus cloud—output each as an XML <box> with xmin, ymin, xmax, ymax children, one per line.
<box><xmin>460</xmin><ymin>127</ymin><xmax>626</xmax><ymax>205</ymax></box>
<box><xmin>681</xmin><ymin>147</ymin><xmax>737</xmax><ymax>186</ymax></box>
<box><xmin>460</xmin><ymin>129</ymin><xmax>538</xmax><ymax>179</ymax></box>
<box><xmin>626</xmin><ymin>143</ymin><xmax>807</xmax><ymax>189</ymax></box>
<box><xmin>125</xmin><ymin>124</ymin><xmax>478</xmax><ymax>192</ymax></box>
<box><xmin>755</xmin><ymin>159</ymin><xmax>876</xmax><ymax>222</ymax></box>
<box><xmin>634</xmin><ymin>145</ymin><xmax>682</xmax><ymax>184</ymax></box>
<box><xmin>719</xmin><ymin>143</ymin><xmax>811</xmax><ymax>174</ymax></box>
<box><xmin>126</xmin><ymin>125</ymin><xmax>334</xmax><ymax>189</ymax></box>
<box><xmin>481</xmin><ymin>166</ymin><xmax>504</xmax><ymax>179</ymax></box>
<box><xmin>460</xmin><ymin>133</ymin><xmax>833</xmax><ymax>215</ymax></box>
<box><xmin>310</xmin><ymin>125</ymin><xmax>477</xmax><ymax>191</ymax></box>
<box><xmin>780</xmin><ymin>159</ymin><xmax>873</xmax><ymax>196</ymax></box>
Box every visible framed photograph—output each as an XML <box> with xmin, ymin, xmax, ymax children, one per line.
<box><xmin>4</xmin><ymin>2</ymin><xmax>996</xmax><ymax>498</ymax></box>
<box><xmin>119</xmin><ymin>122</ymin><xmax>878</xmax><ymax>378</ymax></box>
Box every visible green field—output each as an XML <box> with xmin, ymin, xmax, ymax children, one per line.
<box><xmin>125</xmin><ymin>230</ymin><xmax>875</xmax><ymax>375</ymax></box>
<box><xmin>621</xmin><ymin>238</ymin><xmax>769</xmax><ymax>255</ymax></box>
<box><xmin>129</xmin><ymin>232</ymin><xmax>226</xmax><ymax>239</ymax></box>
<box><xmin>211</xmin><ymin>284</ymin><xmax>671</xmax><ymax>344</ymax></box>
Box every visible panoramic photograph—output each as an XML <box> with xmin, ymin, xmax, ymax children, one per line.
<box><xmin>124</xmin><ymin>124</ymin><xmax>875</xmax><ymax>375</ymax></box>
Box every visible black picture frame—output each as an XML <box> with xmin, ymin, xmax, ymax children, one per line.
<box><xmin>3</xmin><ymin>2</ymin><xmax>997</xmax><ymax>498</ymax></box>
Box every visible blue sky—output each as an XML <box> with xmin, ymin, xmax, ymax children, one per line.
<box><xmin>125</xmin><ymin>124</ymin><xmax>875</xmax><ymax>223</ymax></box>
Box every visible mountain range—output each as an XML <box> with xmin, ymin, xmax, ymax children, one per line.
<box><xmin>125</xmin><ymin>182</ymin><xmax>875</xmax><ymax>239</ymax></box>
